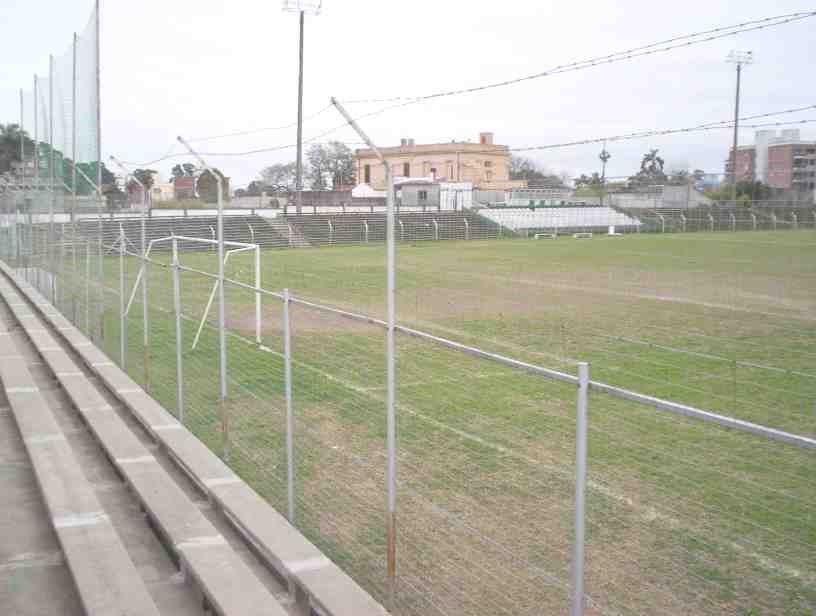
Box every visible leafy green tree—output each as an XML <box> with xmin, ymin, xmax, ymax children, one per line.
<box><xmin>574</xmin><ymin>172</ymin><xmax>602</xmax><ymax>189</ymax></box>
<box><xmin>0</xmin><ymin>123</ymin><xmax>34</xmax><ymax>173</ymax></box>
<box><xmin>706</xmin><ymin>180</ymin><xmax>772</xmax><ymax>204</ymax></box>
<box><xmin>574</xmin><ymin>172</ymin><xmax>605</xmax><ymax>197</ymax></box>
<box><xmin>306</xmin><ymin>142</ymin><xmax>355</xmax><ymax>190</ymax></box>
<box><xmin>260</xmin><ymin>162</ymin><xmax>297</xmax><ymax>189</ymax></box>
<box><xmin>171</xmin><ymin>163</ymin><xmax>197</xmax><ymax>178</ymax></box>
<box><xmin>133</xmin><ymin>169</ymin><xmax>157</xmax><ymax>190</ymax></box>
<box><xmin>510</xmin><ymin>155</ymin><xmax>548</xmax><ymax>181</ymax></box>
<box><xmin>628</xmin><ymin>149</ymin><xmax>667</xmax><ymax>188</ymax></box>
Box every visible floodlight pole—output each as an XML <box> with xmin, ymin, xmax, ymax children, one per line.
<box><xmin>731</xmin><ymin>63</ymin><xmax>742</xmax><ymax>203</ymax></box>
<box><xmin>296</xmin><ymin>10</ymin><xmax>305</xmax><ymax>214</ymax></box>
<box><xmin>330</xmin><ymin>96</ymin><xmax>398</xmax><ymax>608</ymax></box>
<box><xmin>727</xmin><ymin>50</ymin><xmax>752</xmax><ymax>204</ymax></box>
<box><xmin>177</xmin><ymin>136</ymin><xmax>229</xmax><ymax>459</ymax></box>
<box><xmin>285</xmin><ymin>2</ymin><xmax>320</xmax><ymax>213</ymax></box>
<box><xmin>599</xmin><ymin>144</ymin><xmax>610</xmax><ymax>207</ymax></box>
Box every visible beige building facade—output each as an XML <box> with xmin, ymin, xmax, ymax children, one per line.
<box><xmin>356</xmin><ymin>132</ymin><xmax>522</xmax><ymax>191</ymax></box>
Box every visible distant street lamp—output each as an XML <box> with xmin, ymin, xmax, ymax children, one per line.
<box><xmin>599</xmin><ymin>143</ymin><xmax>611</xmax><ymax>206</ymax></box>
<box><xmin>726</xmin><ymin>50</ymin><xmax>753</xmax><ymax>203</ymax></box>
<box><xmin>283</xmin><ymin>1</ymin><xmax>323</xmax><ymax>214</ymax></box>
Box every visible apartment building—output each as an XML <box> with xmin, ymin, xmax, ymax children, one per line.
<box><xmin>725</xmin><ymin>129</ymin><xmax>816</xmax><ymax>192</ymax></box>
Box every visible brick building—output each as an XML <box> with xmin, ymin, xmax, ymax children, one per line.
<box><xmin>725</xmin><ymin>130</ymin><xmax>816</xmax><ymax>192</ymax></box>
<box><xmin>725</xmin><ymin>146</ymin><xmax>755</xmax><ymax>183</ymax></box>
<box><xmin>768</xmin><ymin>142</ymin><xmax>816</xmax><ymax>191</ymax></box>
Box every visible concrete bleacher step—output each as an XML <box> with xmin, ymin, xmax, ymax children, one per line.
<box><xmin>0</xmin><ymin>324</ymin><xmax>161</xmax><ymax>616</ymax></box>
<box><xmin>1</xmin><ymin>262</ymin><xmax>390</xmax><ymax>616</ymax></box>
<box><xmin>0</xmin><ymin>274</ymin><xmax>289</xmax><ymax>616</ymax></box>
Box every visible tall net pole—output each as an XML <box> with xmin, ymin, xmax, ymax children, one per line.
<box><xmin>72</xmin><ymin>33</ymin><xmax>78</xmax><ymax>223</ymax></box>
<box><xmin>33</xmin><ymin>76</ymin><xmax>38</xmax><ymax>195</ymax></box>
<box><xmin>19</xmin><ymin>90</ymin><xmax>25</xmax><ymax>187</ymax></box>
<box><xmin>49</xmin><ymin>55</ymin><xmax>55</xmax><ymax>299</ymax></box>
<box><xmin>95</xmin><ymin>0</ymin><xmax>102</xmax><ymax>192</ymax></box>
<box><xmin>96</xmin><ymin>0</ymin><xmax>104</xmax><ymax>343</ymax></box>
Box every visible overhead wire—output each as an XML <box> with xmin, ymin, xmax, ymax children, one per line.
<box><xmin>186</xmin><ymin>103</ymin><xmax>334</xmax><ymax>143</ymax></box>
<box><xmin>339</xmin><ymin>11</ymin><xmax>816</xmax><ymax>105</ymax></box>
<box><xmin>115</xmin><ymin>13</ymin><xmax>816</xmax><ymax>168</ymax></box>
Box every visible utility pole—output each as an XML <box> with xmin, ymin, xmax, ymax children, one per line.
<box><xmin>284</xmin><ymin>1</ymin><xmax>322</xmax><ymax>214</ymax></box>
<box><xmin>727</xmin><ymin>50</ymin><xmax>753</xmax><ymax>203</ymax></box>
<box><xmin>599</xmin><ymin>143</ymin><xmax>610</xmax><ymax>206</ymax></box>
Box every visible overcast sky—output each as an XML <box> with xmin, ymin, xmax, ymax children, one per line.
<box><xmin>2</xmin><ymin>0</ymin><xmax>814</xmax><ymax>187</ymax></box>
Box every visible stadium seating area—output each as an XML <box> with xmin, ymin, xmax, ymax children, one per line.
<box><xmin>619</xmin><ymin>205</ymin><xmax>816</xmax><ymax>233</ymax></box>
<box><xmin>279</xmin><ymin>211</ymin><xmax>502</xmax><ymax>246</ymax></box>
<box><xmin>67</xmin><ymin>210</ymin><xmax>504</xmax><ymax>251</ymax></box>
<box><xmin>74</xmin><ymin>215</ymin><xmax>288</xmax><ymax>252</ymax></box>
<box><xmin>60</xmin><ymin>205</ymin><xmax>813</xmax><ymax>254</ymax></box>
<box><xmin>478</xmin><ymin>206</ymin><xmax>641</xmax><ymax>235</ymax></box>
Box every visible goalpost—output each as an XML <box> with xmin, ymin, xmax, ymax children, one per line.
<box><xmin>124</xmin><ymin>234</ymin><xmax>263</xmax><ymax>349</ymax></box>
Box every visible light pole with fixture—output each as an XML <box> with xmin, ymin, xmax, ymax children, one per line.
<box><xmin>283</xmin><ymin>1</ymin><xmax>323</xmax><ymax>214</ymax></box>
<box><xmin>726</xmin><ymin>50</ymin><xmax>753</xmax><ymax>203</ymax></box>
<box><xmin>599</xmin><ymin>143</ymin><xmax>611</xmax><ymax>206</ymax></box>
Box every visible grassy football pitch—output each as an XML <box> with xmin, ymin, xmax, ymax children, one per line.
<box><xmin>83</xmin><ymin>230</ymin><xmax>814</xmax><ymax>616</ymax></box>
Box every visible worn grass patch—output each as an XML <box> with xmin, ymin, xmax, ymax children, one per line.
<box><xmin>82</xmin><ymin>230</ymin><xmax>816</xmax><ymax>615</ymax></box>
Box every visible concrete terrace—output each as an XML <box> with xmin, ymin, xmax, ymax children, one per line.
<box><xmin>0</xmin><ymin>263</ymin><xmax>388</xmax><ymax>616</ymax></box>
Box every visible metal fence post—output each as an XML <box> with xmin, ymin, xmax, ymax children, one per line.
<box><xmin>98</xmin><ymin>200</ymin><xmax>105</xmax><ymax>345</ymax></box>
<box><xmin>85</xmin><ymin>240</ymin><xmax>90</xmax><ymax>334</ymax></box>
<box><xmin>142</xmin><ymin>230</ymin><xmax>150</xmax><ymax>392</ymax></box>
<box><xmin>571</xmin><ymin>362</ymin><xmax>590</xmax><ymax>616</ymax></box>
<box><xmin>255</xmin><ymin>246</ymin><xmax>262</xmax><ymax>344</ymax></box>
<box><xmin>172</xmin><ymin>235</ymin><xmax>184</xmax><ymax>423</ymax></box>
<box><xmin>385</xmin><ymin>166</ymin><xmax>398</xmax><ymax>609</ymax></box>
<box><xmin>283</xmin><ymin>288</ymin><xmax>295</xmax><ymax>523</ymax></box>
<box><xmin>329</xmin><ymin>98</ymin><xmax>398</xmax><ymax>608</ymax></box>
<box><xmin>177</xmin><ymin>136</ymin><xmax>228</xmax><ymax>461</ymax></box>
<box><xmin>118</xmin><ymin>227</ymin><xmax>127</xmax><ymax>369</ymax></box>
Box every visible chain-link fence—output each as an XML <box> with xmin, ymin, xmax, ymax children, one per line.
<box><xmin>3</xmin><ymin>7</ymin><xmax>815</xmax><ymax>611</ymax></box>
<box><xmin>1</xmin><ymin>207</ymin><xmax>814</xmax><ymax>616</ymax></box>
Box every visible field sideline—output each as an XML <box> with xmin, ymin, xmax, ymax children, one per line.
<box><xmin>80</xmin><ymin>230</ymin><xmax>814</xmax><ymax>615</ymax></box>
